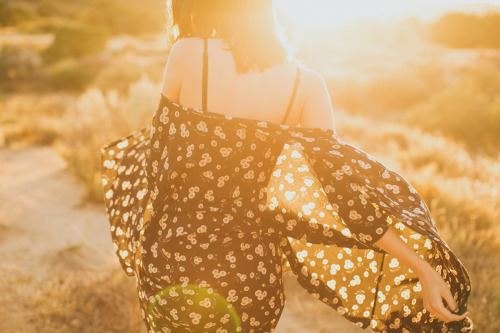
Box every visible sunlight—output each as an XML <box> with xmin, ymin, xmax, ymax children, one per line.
<box><xmin>275</xmin><ymin>0</ymin><xmax>422</xmax><ymax>27</ymax></box>
<box><xmin>275</xmin><ymin>0</ymin><xmax>500</xmax><ymax>28</ymax></box>
<box><xmin>430</xmin><ymin>0</ymin><xmax>500</xmax><ymax>5</ymax></box>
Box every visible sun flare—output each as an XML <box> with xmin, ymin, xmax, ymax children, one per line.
<box><xmin>275</xmin><ymin>0</ymin><xmax>500</xmax><ymax>28</ymax></box>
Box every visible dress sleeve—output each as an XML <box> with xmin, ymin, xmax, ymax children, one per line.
<box><xmin>145</xmin><ymin>97</ymin><xmax>169</xmax><ymax>195</ymax></box>
<box><xmin>100</xmin><ymin>95</ymin><xmax>168</xmax><ymax>276</ymax></box>
<box><xmin>100</xmin><ymin>126</ymin><xmax>152</xmax><ymax>276</ymax></box>
<box><xmin>266</xmin><ymin>135</ymin><xmax>472</xmax><ymax>332</ymax></box>
<box><xmin>266</xmin><ymin>140</ymin><xmax>391</xmax><ymax>251</ymax></box>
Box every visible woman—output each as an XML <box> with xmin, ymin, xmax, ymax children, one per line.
<box><xmin>101</xmin><ymin>0</ymin><xmax>473</xmax><ymax>332</ymax></box>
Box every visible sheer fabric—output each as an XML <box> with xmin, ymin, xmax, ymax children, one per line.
<box><xmin>101</xmin><ymin>94</ymin><xmax>473</xmax><ymax>332</ymax></box>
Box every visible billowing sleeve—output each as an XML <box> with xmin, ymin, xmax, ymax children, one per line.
<box><xmin>145</xmin><ymin>97</ymin><xmax>170</xmax><ymax>205</ymax></box>
<box><xmin>101</xmin><ymin>126</ymin><xmax>152</xmax><ymax>276</ymax></box>
<box><xmin>266</xmin><ymin>139</ymin><xmax>392</xmax><ymax>250</ymax></box>
<box><xmin>100</xmin><ymin>96</ymin><xmax>168</xmax><ymax>276</ymax></box>
<box><xmin>266</xmin><ymin>133</ymin><xmax>473</xmax><ymax>332</ymax></box>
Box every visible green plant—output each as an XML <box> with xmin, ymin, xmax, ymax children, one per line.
<box><xmin>0</xmin><ymin>45</ymin><xmax>43</xmax><ymax>83</ymax></box>
<box><xmin>80</xmin><ymin>0</ymin><xmax>165</xmax><ymax>36</ymax></box>
<box><xmin>58</xmin><ymin>76</ymin><xmax>160</xmax><ymax>201</ymax></box>
<box><xmin>0</xmin><ymin>1</ymin><xmax>37</xmax><ymax>27</ymax></box>
<box><xmin>46</xmin><ymin>58</ymin><xmax>100</xmax><ymax>91</ymax></box>
<box><xmin>430</xmin><ymin>12</ymin><xmax>500</xmax><ymax>49</ymax></box>
<box><xmin>41</xmin><ymin>24</ymin><xmax>109</xmax><ymax>64</ymax></box>
<box><xmin>326</xmin><ymin>62</ymin><xmax>445</xmax><ymax>119</ymax></box>
<box><xmin>405</xmin><ymin>59</ymin><xmax>500</xmax><ymax>156</ymax></box>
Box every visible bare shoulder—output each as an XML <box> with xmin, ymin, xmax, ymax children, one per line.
<box><xmin>168</xmin><ymin>38</ymin><xmax>204</xmax><ymax>62</ymax></box>
<box><xmin>162</xmin><ymin>38</ymin><xmax>203</xmax><ymax>100</ymax></box>
<box><xmin>299</xmin><ymin>66</ymin><xmax>328</xmax><ymax>94</ymax></box>
<box><xmin>297</xmin><ymin>66</ymin><xmax>335</xmax><ymax>132</ymax></box>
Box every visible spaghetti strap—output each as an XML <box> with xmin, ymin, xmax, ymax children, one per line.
<box><xmin>202</xmin><ymin>38</ymin><xmax>208</xmax><ymax>112</ymax></box>
<box><xmin>281</xmin><ymin>65</ymin><xmax>301</xmax><ymax>125</ymax></box>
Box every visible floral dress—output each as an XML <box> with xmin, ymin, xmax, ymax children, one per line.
<box><xmin>101</xmin><ymin>94</ymin><xmax>473</xmax><ymax>333</ymax></box>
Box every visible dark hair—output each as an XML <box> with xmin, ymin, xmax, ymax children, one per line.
<box><xmin>167</xmin><ymin>0</ymin><xmax>289</xmax><ymax>73</ymax></box>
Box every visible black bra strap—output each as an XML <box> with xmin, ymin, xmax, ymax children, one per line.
<box><xmin>281</xmin><ymin>65</ymin><xmax>301</xmax><ymax>125</ymax></box>
<box><xmin>202</xmin><ymin>38</ymin><xmax>208</xmax><ymax>112</ymax></box>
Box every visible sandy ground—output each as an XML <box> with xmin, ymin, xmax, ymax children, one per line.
<box><xmin>0</xmin><ymin>146</ymin><xmax>368</xmax><ymax>332</ymax></box>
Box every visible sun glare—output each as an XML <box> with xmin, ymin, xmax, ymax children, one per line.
<box><xmin>275</xmin><ymin>0</ymin><xmax>500</xmax><ymax>28</ymax></box>
<box><xmin>275</xmin><ymin>0</ymin><xmax>412</xmax><ymax>27</ymax></box>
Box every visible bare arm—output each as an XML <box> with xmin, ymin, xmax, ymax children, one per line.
<box><xmin>373</xmin><ymin>227</ymin><xmax>469</xmax><ymax>322</ymax></box>
<box><xmin>300</xmin><ymin>69</ymin><xmax>468</xmax><ymax>323</ymax></box>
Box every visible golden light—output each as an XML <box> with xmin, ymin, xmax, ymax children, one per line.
<box><xmin>274</xmin><ymin>0</ymin><xmax>500</xmax><ymax>28</ymax></box>
<box><xmin>275</xmin><ymin>0</ymin><xmax>417</xmax><ymax>28</ymax></box>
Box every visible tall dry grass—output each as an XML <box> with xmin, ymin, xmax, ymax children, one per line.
<box><xmin>32</xmin><ymin>269</ymin><xmax>145</xmax><ymax>333</ymax></box>
<box><xmin>57</xmin><ymin>75</ymin><xmax>160</xmax><ymax>201</ymax></box>
<box><xmin>0</xmin><ymin>75</ymin><xmax>160</xmax><ymax>201</ymax></box>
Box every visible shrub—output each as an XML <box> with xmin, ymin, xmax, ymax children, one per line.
<box><xmin>93</xmin><ymin>55</ymin><xmax>166</xmax><ymax>94</ymax></box>
<box><xmin>405</xmin><ymin>58</ymin><xmax>500</xmax><ymax>156</ymax></box>
<box><xmin>41</xmin><ymin>24</ymin><xmax>109</xmax><ymax>64</ymax></box>
<box><xmin>46</xmin><ymin>58</ymin><xmax>100</xmax><ymax>91</ymax></box>
<box><xmin>58</xmin><ymin>75</ymin><xmax>161</xmax><ymax>201</ymax></box>
<box><xmin>33</xmin><ymin>269</ymin><xmax>144</xmax><ymax>333</ymax></box>
<box><xmin>0</xmin><ymin>1</ymin><xmax>37</xmax><ymax>27</ymax></box>
<box><xmin>430</xmin><ymin>12</ymin><xmax>500</xmax><ymax>49</ymax></box>
<box><xmin>326</xmin><ymin>62</ymin><xmax>445</xmax><ymax>118</ymax></box>
<box><xmin>0</xmin><ymin>93</ymin><xmax>74</xmax><ymax>147</ymax></box>
<box><xmin>0</xmin><ymin>44</ymin><xmax>43</xmax><ymax>84</ymax></box>
<box><xmin>80</xmin><ymin>0</ymin><xmax>165</xmax><ymax>36</ymax></box>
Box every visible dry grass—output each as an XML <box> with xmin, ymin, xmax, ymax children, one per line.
<box><xmin>0</xmin><ymin>92</ymin><xmax>73</xmax><ymax>147</ymax></box>
<box><xmin>58</xmin><ymin>76</ymin><xmax>160</xmax><ymax>201</ymax></box>
<box><xmin>32</xmin><ymin>268</ymin><xmax>144</xmax><ymax>333</ymax></box>
<box><xmin>0</xmin><ymin>75</ymin><xmax>160</xmax><ymax>202</ymax></box>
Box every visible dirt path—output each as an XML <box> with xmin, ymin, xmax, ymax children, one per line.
<box><xmin>0</xmin><ymin>147</ymin><xmax>367</xmax><ymax>333</ymax></box>
<box><xmin>0</xmin><ymin>147</ymin><xmax>117</xmax><ymax>332</ymax></box>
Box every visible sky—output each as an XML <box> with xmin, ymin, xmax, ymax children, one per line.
<box><xmin>275</xmin><ymin>0</ymin><xmax>500</xmax><ymax>27</ymax></box>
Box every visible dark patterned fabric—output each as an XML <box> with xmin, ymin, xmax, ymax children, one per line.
<box><xmin>101</xmin><ymin>94</ymin><xmax>473</xmax><ymax>332</ymax></box>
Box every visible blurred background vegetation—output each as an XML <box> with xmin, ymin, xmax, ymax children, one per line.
<box><xmin>0</xmin><ymin>0</ymin><xmax>499</xmax><ymax>332</ymax></box>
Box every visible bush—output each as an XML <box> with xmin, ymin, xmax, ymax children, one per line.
<box><xmin>93</xmin><ymin>55</ymin><xmax>166</xmax><ymax>94</ymax></box>
<box><xmin>0</xmin><ymin>93</ymin><xmax>74</xmax><ymax>147</ymax></box>
<box><xmin>0</xmin><ymin>0</ymin><xmax>165</xmax><ymax>35</ymax></box>
<box><xmin>326</xmin><ymin>62</ymin><xmax>445</xmax><ymax>119</ymax></box>
<box><xmin>405</xmin><ymin>58</ymin><xmax>500</xmax><ymax>156</ymax></box>
<box><xmin>58</xmin><ymin>75</ymin><xmax>161</xmax><ymax>201</ymax></box>
<box><xmin>0</xmin><ymin>1</ymin><xmax>37</xmax><ymax>27</ymax></box>
<box><xmin>41</xmin><ymin>24</ymin><xmax>109</xmax><ymax>64</ymax></box>
<box><xmin>33</xmin><ymin>269</ymin><xmax>144</xmax><ymax>333</ymax></box>
<box><xmin>0</xmin><ymin>45</ymin><xmax>43</xmax><ymax>84</ymax></box>
<box><xmin>430</xmin><ymin>12</ymin><xmax>500</xmax><ymax>49</ymax></box>
<box><xmin>46</xmin><ymin>58</ymin><xmax>100</xmax><ymax>91</ymax></box>
<box><xmin>80</xmin><ymin>0</ymin><xmax>165</xmax><ymax>36</ymax></box>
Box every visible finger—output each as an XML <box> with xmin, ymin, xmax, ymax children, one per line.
<box><xmin>426</xmin><ymin>303</ymin><xmax>449</xmax><ymax>323</ymax></box>
<box><xmin>434</xmin><ymin>303</ymin><xmax>469</xmax><ymax>323</ymax></box>
<box><xmin>430</xmin><ymin>302</ymin><xmax>456</xmax><ymax>323</ymax></box>
<box><xmin>446</xmin><ymin>311</ymin><xmax>469</xmax><ymax>323</ymax></box>
<box><xmin>440</xmin><ymin>284</ymin><xmax>458</xmax><ymax>312</ymax></box>
<box><xmin>428</xmin><ymin>311</ymin><xmax>447</xmax><ymax>323</ymax></box>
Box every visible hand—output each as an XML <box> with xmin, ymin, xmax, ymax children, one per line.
<box><xmin>417</xmin><ymin>265</ymin><xmax>469</xmax><ymax>323</ymax></box>
<box><xmin>373</xmin><ymin>227</ymin><xmax>470</xmax><ymax>323</ymax></box>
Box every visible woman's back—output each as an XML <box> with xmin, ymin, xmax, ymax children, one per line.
<box><xmin>162</xmin><ymin>37</ymin><xmax>336</xmax><ymax>130</ymax></box>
